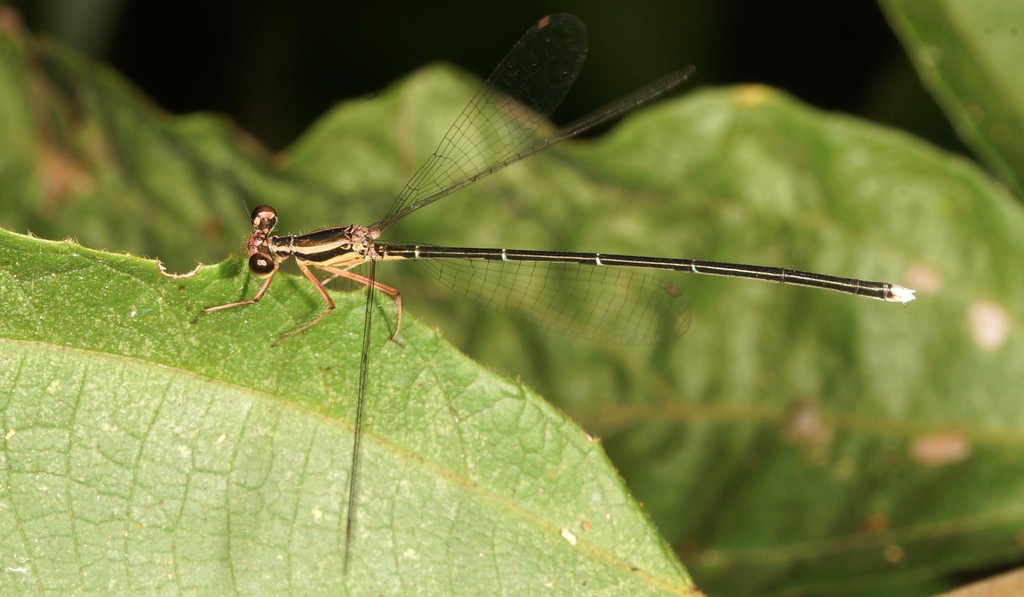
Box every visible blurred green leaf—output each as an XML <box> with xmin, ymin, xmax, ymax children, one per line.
<box><xmin>3</xmin><ymin>10</ymin><xmax>1024</xmax><ymax>596</ymax></box>
<box><xmin>881</xmin><ymin>0</ymin><xmax>1024</xmax><ymax>197</ymax></box>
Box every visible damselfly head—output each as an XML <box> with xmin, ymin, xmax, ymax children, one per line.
<box><xmin>246</xmin><ymin>205</ymin><xmax>279</xmax><ymax>262</ymax></box>
<box><xmin>250</xmin><ymin>205</ymin><xmax>278</xmax><ymax>233</ymax></box>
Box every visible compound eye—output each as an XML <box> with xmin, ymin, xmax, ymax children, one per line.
<box><xmin>249</xmin><ymin>252</ymin><xmax>277</xmax><ymax>278</ymax></box>
<box><xmin>250</xmin><ymin>205</ymin><xmax>278</xmax><ymax>230</ymax></box>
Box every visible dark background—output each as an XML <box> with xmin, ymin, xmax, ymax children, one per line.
<box><xmin>9</xmin><ymin>0</ymin><xmax>962</xmax><ymax>154</ymax></box>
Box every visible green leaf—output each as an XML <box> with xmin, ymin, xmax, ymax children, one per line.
<box><xmin>3</xmin><ymin>12</ymin><xmax>1024</xmax><ymax>596</ymax></box>
<box><xmin>0</xmin><ymin>225</ymin><xmax>694</xmax><ymax>595</ymax></box>
<box><xmin>881</xmin><ymin>0</ymin><xmax>1024</xmax><ymax>197</ymax></box>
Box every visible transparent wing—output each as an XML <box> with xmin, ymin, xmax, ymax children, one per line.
<box><xmin>374</xmin><ymin>14</ymin><xmax>589</xmax><ymax>231</ymax></box>
<box><xmin>413</xmin><ymin>257</ymin><xmax>691</xmax><ymax>345</ymax></box>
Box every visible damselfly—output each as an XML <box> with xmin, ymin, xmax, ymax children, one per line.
<box><xmin>200</xmin><ymin>13</ymin><xmax>915</xmax><ymax>571</ymax></box>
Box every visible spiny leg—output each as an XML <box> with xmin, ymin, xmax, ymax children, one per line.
<box><xmin>275</xmin><ymin>259</ymin><xmax>338</xmax><ymax>342</ymax></box>
<box><xmin>195</xmin><ymin>273</ymin><xmax>276</xmax><ymax>322</ymax></box>
<box><xmin>277</xmin><ymin>260</ymin><xmax>403</xmax><ymax>342</ymax></box>
<box><xmin>318</xmin><ymin>264</ymin><xmax>404</xmax><ymax>341</ymax></box>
